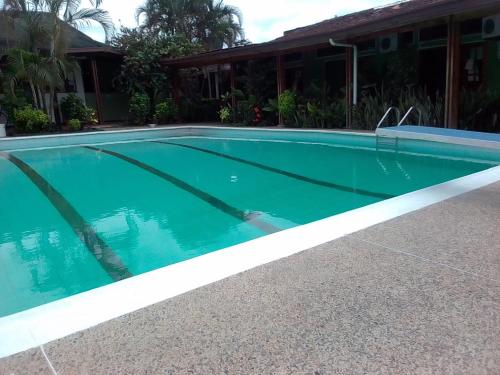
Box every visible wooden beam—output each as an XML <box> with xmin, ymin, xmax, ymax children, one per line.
<box><xmin>345</xmin><ymin>49</ymin><xmax>353</xmax><ymax>128</ymax></box>
<box><xmin>444</xmin><ymin>16</ymin><xmax>461</xmax><ymax>129</ymax></box>
<box><xmin>230</xmin><ymin>62</ymin><xmax>237</xmax><ymax>114</ymax></box>
<box><xmin>276</xmin><ymin>55</ymin><xmax>286</xmax><ymax>126</ymax></box>
<box><xmin>90</xmin><ymin>59</ymin><xmax>104</xmax><ymax>125</ymax></box>
<box><xmin>171</xmin><ymin>68</ymin><xmax>181</xmax><ymax>107</ymax></box>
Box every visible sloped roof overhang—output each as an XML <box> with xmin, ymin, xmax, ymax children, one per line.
<box><xmin>162</xmin><ymin>0</ymin><xmax>500</xmax><ymax>69</ymax></box>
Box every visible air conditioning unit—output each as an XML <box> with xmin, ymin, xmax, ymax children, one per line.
<box><xmin>378</xmin><ymin>35</ymin><xmax>398</xmax><ymax>53</ymax></box>
<box><xmin>483</xmin><ymin>14</ymin><xmax>500</xmax><ymax>39</ymax></box>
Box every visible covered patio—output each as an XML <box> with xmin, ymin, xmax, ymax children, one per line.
<box><xmin>163</xmin><ymin>0</ymin><xmax>500</xmax><ymax>130</ymax></box>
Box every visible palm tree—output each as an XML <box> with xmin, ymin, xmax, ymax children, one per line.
<box><xmin>136</xmin><ymin>0</ymin><xmax>244</xmax><ymax>50</ymax></box>
<box><xmin>202</xmin><ymin>0</ymin><xmax>244</xmax><ymax>50</ymax></box>
<box><xmin>1</xmin><ymin>0</ymin><xmax>114</xmax><ymax>119</ymax></box>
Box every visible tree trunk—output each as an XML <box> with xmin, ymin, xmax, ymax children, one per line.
<box><xmin>49</xmin><ymin>88</ymin><xmax>55</xmax><ymax>125</ymax></box>
<box><xmin>29</xmin><ymin>80</ymin><xmax>39</xmax><ymax>109</ymax></box>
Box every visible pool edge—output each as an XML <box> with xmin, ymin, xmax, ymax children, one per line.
<box><xmin>1</xmin><ymin>164</ymin><xmax>500</xmax><ymax>359</ymax></box>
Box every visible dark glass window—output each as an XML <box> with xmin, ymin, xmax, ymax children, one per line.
<box><xmin>399</xmin><ymin>31</ymin><xmax>415</xmax><ymax>48</ymax></box>
<box><xmin>284</xmin><ymin>53</ymin><xmax>303</xmax><ymax>63</ymax></box>
<box><xmin>461</xmin><ymin>18</ymin><xmax>483</xmax><ymax>35</ymax></box>
<box><xmin>316</xmin><ymin>46</ymin><xmax>344</xmax><ymax>58</ymax></box>
<box><xmin>419</xmin><ymin>24</ymin><xmax>448</xmax><ymax>42</ymax></box>
<box><xmin>358</xmin><ymin>39</ymin><xmax>376</xmax><ymax>51</ymax></box>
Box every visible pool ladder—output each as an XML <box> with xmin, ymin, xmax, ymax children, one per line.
<box><xmin>376</xmin><ymin>106</ymin><xmax>423</xmax><ymax>151</ymax></box>
<box><xmin>376</xmin><ymin>107</ymin><xmax>400</xmax><ymax>151</ymax></box>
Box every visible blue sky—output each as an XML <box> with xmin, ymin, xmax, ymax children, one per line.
<box><xmin>82</xmin><ymin>0</ymin><xmax>393</xmax><ymax>43</ymax></box>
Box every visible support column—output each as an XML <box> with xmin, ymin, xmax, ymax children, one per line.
<box><xmin>90</xmin><ymin>58</ymin><xmax>104</xmax><ymax>125</ymax></box>
<box><xmin>215</xmin><ymin>65</ymin><xmax>220</xmax><ymax>100</ymax></box>
<box><xmin>445</xmin><ymin>16</ymin><xmax>461</xmax><ymax>129</ymax></box>
<box><xmin>172</xmin><ymin>68</ymin><xmax>181</xmax><ymax>107</ymax></box>
<box><xmin>276</xmin><ymin>55</ymin><xmax>286</xmax><ymax>126</ymax></box>
<box><xmin>230</xmin><ymin>62</ymin><xmax>237</xmax><ymax>110</ymax></box>
<box><xmin>345</xmin><ymin>49</ymin><xmax>353</xmax><ymax>128</ymax></box>
<box><xmin>74</xmin><ymin>61</ymin><xmax>86</xmax><ymax>105</ymax></box>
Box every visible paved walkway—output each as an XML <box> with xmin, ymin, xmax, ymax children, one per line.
<box><xmin>2</xmin><ymin>183</ymin><xmax>499</xmax><ymax>374</ymax></box>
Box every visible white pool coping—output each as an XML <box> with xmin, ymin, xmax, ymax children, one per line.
<box><xmin>0</xmin><ymin>125</ymin><xmax>374</xmax><ymax>142</ymax></box>
<box><xmin>376</xmin><ymin>127</ymin><xmax>500</xmax><ymax>150</ymax></box>
<box><xmin>1</xmin><ymin>162</ymin><xmax>500</xmax><ymax>358</ymax></box>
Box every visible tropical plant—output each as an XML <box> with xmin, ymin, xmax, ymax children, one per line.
<box><xmin>235</xmin><ymin>94</ymin><xmax>263</xmax><ymax>126</ymax></box>
<box><xmin>4</xmin><ymin>48</ymin><xmax>52</xmax><ymax>113</ymax></box>
<box><xmin>459</xmin><ymin>89</ymin><xmax>499</xmax><ymax>131</ymax></box>
<box><xmin>397</xmin><ymin>88</ymin><xmax>444</xmax><ymax>126</ymax></box>
<box><xmin>67</xmin><ymin>118</ymin><xmax>81</xmax><ymax>131</ymax></box>
<box><xmin>0</xmin><ymin>90</ymin><xmax>29</xmax><ymax>124</ymax></box>
<box><xmin>154</xmin><ymin>100</ymin><xmax>177</xmax><ymax>124</ymax></box>
<box><xmin>238</xmin><ymin>58</ymin><xmax>277</xmax><ymax>104</ymax></box>
<box><xmin>13</xmin><ymin>105</ymin><xmax>49</xmax><ymax>133</ymax></box>
<box><xmin>1</xmin><ymin>0</ymin><xmax>114</xmax><ymax>124</ymax></box>
<box><xmin>218</xmin><ymin>106</ymin><xmax>231</xmax><ymax>123</ymax></box>
<box><xmin>352</xmin><ymin>86</ymin><xmax>445</xmax><ymax>130</ymax></box>
<box><xmin>60</xmin><ymin>93</ymin><xmax>86</xmax><ymax>121</ymax></box>
<box><xmin>112</xmin><ymin>27</ymin><xmax>200</xmax><ymax>111</ymax></box>
<box><xmin>277</xmin><ymin>90</ymin><xmax>297</xmax><ymax>124</ymax></box>
<box><xmin>300</xmin><ymin>82</ymin><xmax>346</xmax><ymax>128</ymax></box>
<box><xmin>84</xmin><ymin>107</ymin><xmax>98</xmax><ymax>125</ymax></box>
<box><xmin>136</xmin><ymin>0</ymin><xmax>244</xmax><ymax>50</ymax></box>
<box><xmin>129</xmin><ymin>92</ymin><xmax>151</xmax><ymax>125</ymax></box>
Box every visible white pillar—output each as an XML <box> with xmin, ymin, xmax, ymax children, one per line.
<box><xmin>74</xmin><ymin>62</ymin><xmax>86</xmax><ymax>105</ymax></box>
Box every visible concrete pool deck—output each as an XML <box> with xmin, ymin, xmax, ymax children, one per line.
<box><xmin>1</xmin><ymin>182</ymin><xmax>500</xmax><ymax>374</ymax></box>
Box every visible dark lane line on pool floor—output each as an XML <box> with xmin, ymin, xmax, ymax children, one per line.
<box><xmin>83</xmin><ymin>146</ymin><xmax>281</xmax><ymax>235</ymax></box>
<box><xmin>0</xmin><ymin>152</ymin><xmax>132</xmax><ymax>282</ymax></box>
<box><xmin>153</xmin><ymin>141</ymin><xmax>395</xmax><ymax>200</ymax></box>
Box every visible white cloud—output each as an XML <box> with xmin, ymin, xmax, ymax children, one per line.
<box><xmin>86</xmin><ymin>0</ymin><xmax>393</xmax><ymax>43</ymax></box>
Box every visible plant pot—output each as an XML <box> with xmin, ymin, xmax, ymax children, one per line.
<box><xmin>0</xmin><ymin>124</ymin><xmax>6</xmax><ymax>138</ymax></box>
<box><xmin>148</xmin><ymin>123</ymin><xmax>157</xmax><ymax>128</ymax></box>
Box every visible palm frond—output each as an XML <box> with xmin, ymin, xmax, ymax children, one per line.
<box><xmin>67</xmin><ymin>7</ymin><xmax>115</xmax><ymax>40</ymax></box>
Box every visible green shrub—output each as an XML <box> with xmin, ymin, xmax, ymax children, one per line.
<box><xmin>154</xmin><ymin>100</ymin><xmax>177</xmax><ymax>124</ymax></box>
<box><xmin>218</xmin><ymin>106</ymin><xmax>232</xmax><ymax>123</ymax></box>
<box><xmin>278</xmin><ymin>90</ymin><xmax>297</xmax><ymax>124</ymax></box>
<box><xmin>68</xmin><ymin>119</ymin><xmax>81</xmax><ymax>131</ymax></box>
<box><xmin>129</xmin><ymin>92</ymin><xmax>151</xmax><ymax>125</ymax></box>
<box><xmin>61</xmin><ymin>94</ymin><xmax>87</xmax><ymax>122</ymax></box>
<box><xmin>0</xmin><ymin>92</ymin><xmax>29</xmax><ymax>124</ymax></box>
<box><xmin>235</xmin><ymin>95</ymin><xmax>264</xmax><ymax>126</ymax></box>
<box><xmin>14</xmin><ymin>106</ymin><xmax>49</xmax><ymax>133</ymax></box>
<box><xmin>84</xmin><ymin>107</ymin><xmax>98</xmax><ymax>125</ymax></box>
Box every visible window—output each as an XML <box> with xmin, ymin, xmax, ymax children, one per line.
<box><xmin>461</xmin><ymin>18</ymin><xmax>482</xmax><ymax>35</ymax></box>
<box><xmin>398</xmin><ymin>31</ymin><xmax>415</xmax><ymax>48</ymax></box>
<box><xmin>419</xmin><ymin>24</ymin><xmax>448</xmax><ymax>42</ymax></box>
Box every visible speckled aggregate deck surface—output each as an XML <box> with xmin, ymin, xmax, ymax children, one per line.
<box><xmin>1</xmin><ymin>182</ymin><xmax>500</xmax><ymax>375</ymax></box>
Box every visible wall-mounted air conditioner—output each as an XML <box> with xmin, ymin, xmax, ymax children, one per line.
<box><xmin>483</xmin><ymin>14</ymin><xmax>500</xmax><ymax>39</ymax></box>
<box><xmin>378</xmin><ymin>35</ymin><xmax>398</xmax><ymax>53</ymax></box>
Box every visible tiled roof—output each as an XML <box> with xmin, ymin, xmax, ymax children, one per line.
<box><xmin>275</xmin><ymin>0</ymin><xmax>455</xmax><ymax>42</ymax></box>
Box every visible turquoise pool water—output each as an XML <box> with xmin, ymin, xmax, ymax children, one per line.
<box><xmin>0</xmin><ymin>131</ymin><xmax>498</xmax><ymax>317</ymax></box>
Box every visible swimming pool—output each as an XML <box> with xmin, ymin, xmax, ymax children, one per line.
<box><xmin>1</xmin><ymin>127</ymin><xmax>500</xmax><ymax>354</ymax></box>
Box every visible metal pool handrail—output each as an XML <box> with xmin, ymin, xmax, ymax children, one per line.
<box><xmin>376</xmin><ymin>107</ymin><xmax>401</xmax><ymax>129</ymax></box>
<box><xmin>398</xmin><ymin>106</ymin><xmax>422</xmax><ymax>126</ymax></box>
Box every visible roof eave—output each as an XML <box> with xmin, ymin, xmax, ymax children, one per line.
<box><xmin>162</xmin><ymin>0</ymin><xmax>500</xmax><ymax>68</ymax></box>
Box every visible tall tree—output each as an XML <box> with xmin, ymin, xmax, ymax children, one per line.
<box><xmin>136</xmin><ymin>0</ymin><xmax>244</xmax><ymax>50</ymax></box>
<box><xmin>1</xmin><ymin>0</ymin><xmax>114</xmax><ymax>119</ymax></box>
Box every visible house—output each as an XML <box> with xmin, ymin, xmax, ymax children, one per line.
<box><xmin>162</xmin><ymin>0</ymin><xmax>500</xmax><ymax>130</ymax></box>
<box><xmin>0</xmin><ymin>16</ymin><xmax>127</xmax><ymax>124</ymax></box>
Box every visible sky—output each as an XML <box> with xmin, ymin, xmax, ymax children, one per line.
<box><xmin>82</xmin><ymin>0</ymin><xmax>394</xmax><ymax>43</ymax></box>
